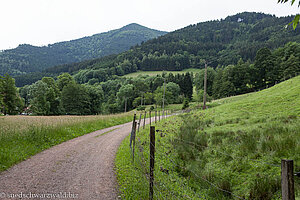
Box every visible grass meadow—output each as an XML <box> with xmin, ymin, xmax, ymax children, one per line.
<box><xmin>116</xmin><ymin>76</ymin><xmax>300</xmax><ymax>199</ymax></box>
<box><xmin>123</xmin><ymin>68</ymin><xmax>202</xmax><ymax>78</ymax></box>
<box><xmin>0</xmin><ymin>112</ymin><xmax>135</xmax><ymax>172</ymax></box>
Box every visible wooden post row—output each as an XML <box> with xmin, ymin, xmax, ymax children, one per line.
<box><xmin>129</xmin><ymin>114</ymin><xmax>136</xmax><ymax>148</ymax></box>
<box><xmin>149</xmin><ymin>126</ymin><xmax>155</xmax><ymax>200</ymax></box>
<box><xmin>143</xmin><ymin>111</ymin><xmax>146</xmax><ymax>129</ymax></box>
<box><xmin>138</xmin><ymin>113</ymin><xmax>142</xmax><ymax>132</ymax></box>
<box><xmin>281</xmin><ymin>159</ymin><xmax>295</xmax><ymax>200</ymax></box>
<box><xmin>132</xmin><ymin>121</ymin><xmax>137</xmax><ymax>162</ymax></box>
<box><xmin>158</xmin><ymin>111</ymin><xmax>160</xmax><ymax>122</ymax></box>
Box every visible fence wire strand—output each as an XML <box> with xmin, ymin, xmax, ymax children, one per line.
<box><xmin>174</xmin><ymin>137</ymin><xmax>281</xmax><ymax>168</ymax></box>
<box><xmin>128</xmin><ymin>113</ymin><xmax>287</xmax><ymax>200</ymax></box>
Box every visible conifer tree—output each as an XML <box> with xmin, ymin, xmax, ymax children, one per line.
<box><xmin>183</xmin><ymin>73</ymin><xmax>193</xmax><ymax>100</ymax></box>
<box><xmin>283</xmin><ymin>54</ymin><xmax>300</xmax><ymax>78</ymax></box>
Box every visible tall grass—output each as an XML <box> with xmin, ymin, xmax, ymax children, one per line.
<box><xmin>0</xmin><ymin>113</ymin><xmax>134</xmax><ymax>172</ymax></box>
<box><xmin>116</xmin><ymin>76</ymin><xmax>300</xmax><ymax>199</ymax></box>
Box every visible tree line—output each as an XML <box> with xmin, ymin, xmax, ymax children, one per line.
<box><xmin>14</xmin><ymin>72</ymin><xmax>193</xmax><ymax>115</ymax></box>
<box><xmin>194</xmin><ymin>42</ymin><xmax>300</xmax><ymax>99</ymax></box>
<box><xmin>1</xmin><ymin>41</ymin><xmax>299</xmax><ymax>116</ymax></box>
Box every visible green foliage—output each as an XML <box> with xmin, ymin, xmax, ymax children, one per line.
<box><xmin>254</xmin><ymin>47</ymin><xmax>274</xmax><ymax>89</ymax></box>
<box><xmin>278</xmin><ymin>0</ymin><xmax>300</xmax><ymax>29</ymax></box>
<box><xmin>61</xmin><ymin>83</ymin><xmax>91</xmax><ymax>115</ymax></box>
<box><xmin>212</xmin><ymin>42</ymin><xmax>300</xmax><ymax>99</ymax></box>
<box><xmin>0</xmin><ymin>74</ymin><xmax>23</xmax><ymax>114</ymax></box>
<box><xmin>166</xmin><ymin>82</ymin><xmax>181</xmax><ymax>103</ymax></box>
<box><xmin>117</xmin><ymin>84</ymin><xmax>135</xmax><ymax>111</ymax></box>
<box><xmin>29</xmin><ymin>81</ymin><xmax>52</xmax><ymax>115</ymax></box>
<box><xmin>57</xmin><ymin>73</ymin><xmax>75</xmax><ymax>91</ymax></box>
<box><xmin>182</xmin><ymin>73</ymin><xmax>193</xmax><ymax>100</ymax></box>
<box><xmin>194</xmin><ymin>89</ymin><xmax>212</xmax><ymax>103</ymax></box>
<box><xmin>182</xmin><ymin>98</ymin><xmax>190</xmax><ymax>110</ymax></box>
<box><xmin>194</xmin><ymin>67</ymin><xmax>216</xmax><ymax>96</ymax></box>
<box><xmin>84</xmin><ymin>84</ymin><xmax>104</xmax><ymax>114</ymax></box>
<box><xmin>154</xmin><ymin>86</ymin><xmax>172</xmax><ymax>107</ymax></box>
<box><xmin>136</xmin><ymin>105</ymin><xmax>146</xmax><ymax>111</ymax></box>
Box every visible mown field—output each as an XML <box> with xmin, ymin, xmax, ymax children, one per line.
<box><xmin>123</xmin><ymin>68</ymin><xmax>202</xmax><ymax>77</ymax></box>
<box><xmin>116</xmin><ymin>76</ymin><xmax>300</xmax><ymax>199</ymax></box>
<box><xmin>0</xmin><ymin>112</ymin><xmax>135</xmax><ymax>172</ymax></box>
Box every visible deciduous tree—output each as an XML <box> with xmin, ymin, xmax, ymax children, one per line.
<box><xmin>1</xmin><ymin>74</ymin><xmax>23</xmax><ymax>115</ymax></box>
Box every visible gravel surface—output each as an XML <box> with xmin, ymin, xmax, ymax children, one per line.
<box><xmin>0</xmin><ymin>117</ymin><xmax>155</xmax><ymax>200</ymax></box>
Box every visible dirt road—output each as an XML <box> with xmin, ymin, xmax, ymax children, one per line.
<box><xmin>0</xmin><ymin>117</ymin><xmax>155</xmax><ymax>200</ymax></box>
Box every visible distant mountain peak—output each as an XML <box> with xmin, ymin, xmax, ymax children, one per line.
<box><xmin>120</xmin><ymin>23</ymin><xmax>166</xmax><ymax>33</ymax></box>
<box><xmin>0</xmin><ymin>23</ymin><xmax>167</xmax><ymax>77</ymax></box>
<box><xmin>124</xmin><ymin>23</ymin><xmax>142</xmax><ymax>27</ymax></box>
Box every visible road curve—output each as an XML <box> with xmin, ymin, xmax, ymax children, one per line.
<box><xmin>0</xmin><ymin>117</ymin><xmax>155</xmax><ymax>200</ymax></box>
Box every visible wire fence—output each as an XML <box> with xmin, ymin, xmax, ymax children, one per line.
<box><xmin>126</xmin><ymin>111</ymin><xmax>298</xmax><ymax>200</ymax></box>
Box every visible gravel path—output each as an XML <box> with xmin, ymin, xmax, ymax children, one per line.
<box><xmin>0</xmin><ymin>117</ymin><xmax>156</xmax><ymax>200</ymax></box>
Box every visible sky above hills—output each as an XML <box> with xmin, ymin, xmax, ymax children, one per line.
<box><xmin>0</xmin><ymin>0</ymin><xmax>299</xmax><ymax>51</ymax></box>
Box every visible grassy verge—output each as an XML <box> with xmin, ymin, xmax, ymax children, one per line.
<box><xmin>0</xmin><ymin>112</ymin><xmax>134</xmax><ymax>172</ymax></box>
<box><xmin>116</xmin><ymin>76</ymin><xmax>300</xmax><ymax>199</ymax></box>
<box><xmin>116</xmin><ymin>116</ymin><xmax>206</xmax><ymax>199</ymax></box>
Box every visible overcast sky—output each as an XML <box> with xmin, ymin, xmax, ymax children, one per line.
<box><xmin>0</xmin><ymin>0</ymin><xmax>299</xmax><ymax>50</ymax></box>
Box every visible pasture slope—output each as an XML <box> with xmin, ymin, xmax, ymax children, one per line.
<box><xmin>116</xmin><ymin>75</ymin><xmax>300</xmax><ymax>199</ymax></box>
<box><xmin>123</xmin><ymin>68</ymin><xmax>202</xmax><ymax>77</ymax></box>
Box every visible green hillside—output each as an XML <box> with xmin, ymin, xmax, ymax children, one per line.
<box><xmin>0</xmin><ymin>23</ymin><xmax>166</xmax><ymax>76</ymax></box>
<box><xmin>116</xmin><ymin>76</ymin><xmax>300</xmax><ymax>199</ymax></box>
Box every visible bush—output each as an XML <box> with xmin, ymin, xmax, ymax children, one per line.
<box><xmin>182</xmin><ymin>98</ymin><xmax>189</xmax><ymax>110</ymax></box>
<box><xmin>194</xmin><ymin>89</ymin><xmax>212</xmax><ymax>102</ymax></box>
<box><xmin>137</xmin><ymin>106</ymin><xmax>146</xmax><ymax>111</ymax></box>
<box><xmin>150</xmin><ymin>106</ymin><xmax>155</xmax><ymax>111</ymax></box>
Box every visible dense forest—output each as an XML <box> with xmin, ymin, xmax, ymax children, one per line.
<box><xmin>14</xmin><ymin>12</ymin><xmax>300</xmax><ymax>87</ymax></box>
<box><xmin>0</xmin><ymin>23</ymin><xmax>166</xmax><ymax>76</ymax></box>
<box><xmin>1</xmin><ymin>40</ymin><xmax>299</xmax><ymax>116</ymax></box>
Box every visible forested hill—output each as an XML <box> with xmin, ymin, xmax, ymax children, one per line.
<box><xmin>15</xmin><ymin>12</ymin><xmax>300</xmax><ymax>87</ymax></box>
<box><xmin>0</xmin><ymin>23</ymin><xmax>167</xmax><ymax>76</ymax></box>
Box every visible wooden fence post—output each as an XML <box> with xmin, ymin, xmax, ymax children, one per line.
<box><xmin>130</xmin><ymin>114</ymin><xmax>136</xmax><ymax>148</ymax></box>
<box><xmin>138</xmin><ymin>113</ymin><xmax>142</xmax><ymax>132</ymax></box>
<box><xmin>143</xmin><ymin>111</ymin><xmax>146</xmax><ymax>129</ymax></box>
<box><xmin>281</xmin><ymin>159</ymin><xmax>295</xmax><ymax>200</ymax></box>
<box><xmin>132</xmin><ymin>121</ymin><xmax>137</xmax><ymax>162</ymax></box>
<box><xmin>149</xmin><ymin>126</ymin><xmax>155</xmax><ymax>200</ymax></box>
<box><xmin>149</xmin><ymin>111</ymin><xmax>152</xmax><ymax>126</ymax></box>
<box><xmin>155</xmin><ymin>111</ymin><xmax>157</xmax><ymax>123</ymax></box>
<box><xmin>159</xmin><ymin>111</ymin><xmax>160</xmax><ymax>122</ymax></box>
